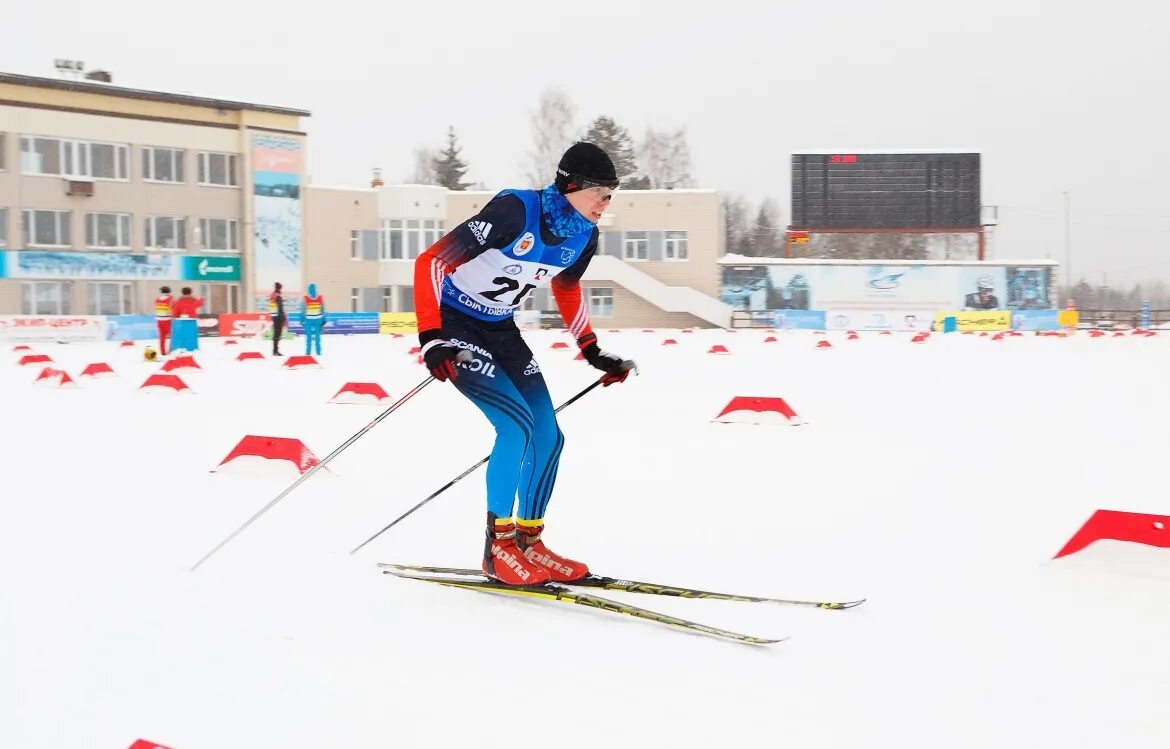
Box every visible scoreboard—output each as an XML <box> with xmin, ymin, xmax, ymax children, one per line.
<box><xmin>791</xmin><ymin>152</ymin><xmax>981</xmax><ymax>229</ymax></box>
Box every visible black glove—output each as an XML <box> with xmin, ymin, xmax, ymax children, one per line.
<box><xmin>421</xmin><ymin>338</ymin><xmax>463</xmax><ymax>381</ymax></box>
<box><xmin>577</xmin><ymin>332</ymin><xmax>634</xmax><ymax>386</ymax></box>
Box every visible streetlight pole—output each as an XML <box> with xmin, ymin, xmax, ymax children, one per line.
<box><xmin>1063</xmin><ymin>191</ymin><xmax>1071</xmax><ymax>303</ymax></box>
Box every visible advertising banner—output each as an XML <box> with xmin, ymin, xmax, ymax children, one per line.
<box><xmin>182</xmin><ymin>256</ymin><xmax>241</xmax><ymax>282</ymax></box>
<box><xmin>721</xmin><ymin>264</ymin><xmax>1053</xmax><ymax>317</ymax></box>
<box><xmin>770</xmin><ymin>310</ymin><xmax>826</xmax><ymax>330</ymax></box>
<box><xmin>251</xmin><ymin>134</ymin><xmax>304</xmax><ymax>312</ymax></box>
<box><xmin>0</xmin><ymin>251</ymin><xmax>178</xmax><ymax>280</ymax></box>
<box><xmin>105</xmin><ymin>314</ymin><xmax>158</xmax><ymax>341</ymax></box>
<box><xmin>196</xmin><ymin>314</ymin><xmax>222</xmax><ymax>337</ymax></box>
<box><xmin>0</xmin><ymin>315</ymin><xmax>107</xmax><ymax>342</ymax></box>
<box><xmin>288</xmin><ymin>312</ymin><xmax>380</xmax><ymax>335</ymax></box>
<box><xmin>933</xmin><ymin>310</ymin><xmax>1012</xmax><ymax>331</ymax></box>
<box><xmin>379</xmin><ymin>312</ymin><xmax>420</xmax><ymax>334</ymax></box>
<box><xmin>825</xmin><ymin>309</ymin><xmax>935</xmax><ymax>331</ymax></box>
<box><xmin>1011</xmin><ymin>310</ymin><xmax>1061</xmax><ymax>331</ymax></box>
<box><xmin>0</xmin><ymin>251</ymin><xmax>242</xmax><ymax>283</ymax></box>
<box><xmin>218</xmin><ymin>312</ymin><xmax>270</xmax><ymax>337</ymax></box>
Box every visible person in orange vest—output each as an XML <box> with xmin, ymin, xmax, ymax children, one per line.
<box><xmin>171</xmin><ymin>287</ymin><xmax>204</xmax><ymax>352</ymax></box>
<box><xmin>268</xmin><ymin>282</ymin><xmax>286</xmax><ymax>356</ymax></box>
<box><xmin>154</xmin><ymin>285</ymin><xmax>174</xmax><ymax>355</ymax></box>
<box><xmin>300</xmin><ymin>282</ymin><xmax>326</xmax><ymax>356</ymax></box>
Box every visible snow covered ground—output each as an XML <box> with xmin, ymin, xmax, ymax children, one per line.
<box><xmin>2</xmin><ymin>328</ymin><xmax>1169</xmax><ymax>749</ymax></box>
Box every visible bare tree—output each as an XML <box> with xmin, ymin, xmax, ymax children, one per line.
<box><xmin>406</xmin><ymin>148</ymin><xmax>438</xmax><ymax>185</ymax></box>
<box><xmin>524</xmin><ymin>88</ymin><xmax>577</xmax><ymax>187</ymax></box>
<box><xmin>748</xmin><ymin>198</ymin><xmax>784</xmax><ymax>256</ymax></box>
<box><xmin>722</xmin><ymin>194</ymin><xmax>753</xmax><ymax>256</ymax></box>
<box><xmin>639</xmin><ymin>127</ymin><xmax>693</xmax><ymax>189</ymax></box>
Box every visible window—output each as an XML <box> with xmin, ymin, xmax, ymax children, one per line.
<box><xmin>0</xmin><ymin>207</ymin><xmax>7</xmax><ymax>246</ymax></box>
<box><xmin>21</xmin><ymin>282</ymin><xmax>72</xmax><ymax>315</ymax></box>
<box><xmin>406</xmin><ymin>219</ymin><xmax>421</xmax><ymax>258</ymax></box>
<box><xmin>20</xmin><ymin>136</ymin><xmax>128</xmax><ymax>179</ymax></box>
<box><xmin>664</xmin><ymin>230</ymin><xmax>689</xmax><ymax>261</ymax></box>
<box><xmin>143</xmin><ymin>147</ymin><xmax>185</xmax><ymax>183</ymax></box>
<box><xmin>196</xmin><ymin>283</ymin><xmax>240</xmax><ymax>314</ymax></box>
<box><xmin>351</xmin><ymin>230</ymin><xmax>359</xmax><ymax>259</ymax></box>
<box><xmin>144</xmin><ymin>216</ymin><xmax>186</xmax><ymax>249</ymax></box>
<box><xmin>382</xmin><ymin>287</ymin><xmax>393</xmax><ymax>312</ymax></box>
<box><xmin>350</xmin><ymin>287</ymin><xmax>360</xmax><ymax>313</ymax></box>
<box><xmin>623</xmin><ymin>231</ymin><xmax>648</xmax><ymax>261</ymax></box>
<box><xmin>0</xmin><ymin>132</ymin><xmax>6</xmax><ymax>170</ymax></box>
<box><xmin>85</xmin><ymin>213</ymin><xmax>131</xmax><ymax>249</ymax></box>
<box><xmin>89</xmin><ymin>282</ymin><xmax>133</xmax><ymax>315</ymax></box>
<box><xmin>423</xmin><ymin>219</ymin><xmax>443</xmax><ymax>249</ymax></box>
<box><xmin>199</xmin><ymin>218</ymin><xmax>239</xmax><ymax>251</ymax></box>
<box><xmin>198</xmin><ymin>152</ymin><xmax>238</xmax><ymax>186</ymax></box>
<box><xmin>22</xmin><ymin>209</ymin><xmax>71</xmax><ymax>247</ymax></box>
<box><xmin>381</xmin><ymin>219</ymin><xmax>405</xmax><ymax>259</ymax></box>
<box><xmin>588</xmin><ymin>287</ymin><xmax>614</xmax><ymax>318</ymax></box>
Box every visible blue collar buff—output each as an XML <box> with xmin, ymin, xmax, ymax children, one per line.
<box><xmin>540</xmin><ymin>184</ymin><xmax>595</xmax><ymax>239</ymax></box>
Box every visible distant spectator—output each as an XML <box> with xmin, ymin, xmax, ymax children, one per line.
<box><xmin>301</xmin><ymin>282</ymin><xmax>326</xmax><ymax>356</ymax></box>
<box><xmin>268</xmin><ymin>282</ymin><xmax>286</xmax><ymax>356</ymax></box>
<box><xmin>154</xmin><ymin>286</ymin><xmax>174</xmax><ymax>356</ymax></box>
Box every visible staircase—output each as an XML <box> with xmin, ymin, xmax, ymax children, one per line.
<box><xmin>582</xmin><ymin>255</ymin><xmax>732</xmax><ymax>328</ymax></box>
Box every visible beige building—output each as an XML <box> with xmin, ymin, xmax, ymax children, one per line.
<box><xmin>0</xmin><ymin>72</ymin><xmax>309</xmax><ymax>317</ymax></box>
<box><xmin>304</xmin><ymin>183</ymin><xmax>731</xmax><ymax>329</ymax></box>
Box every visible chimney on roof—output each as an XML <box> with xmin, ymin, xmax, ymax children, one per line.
<box><xmin>85</xmin><ymin>70</ymin><xmax>112</xmax><ymax>83</ymax></box>
<box><xmin>371</xmin><ymin>168</ymin><xmax>384</xmax><ymax>188</ymax></box>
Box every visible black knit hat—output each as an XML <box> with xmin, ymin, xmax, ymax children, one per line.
<box><xmin>556</xmin><ymin>142</ymin><xmax>619</xmax><ymax>194</ymax></box>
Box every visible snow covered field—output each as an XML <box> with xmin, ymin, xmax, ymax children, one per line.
<box><xmin>3</xmin><ymin>328</ymin><xmax>1169</xmax><ymax>749</ymax></box>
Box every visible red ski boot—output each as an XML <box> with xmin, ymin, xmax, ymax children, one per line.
<box><xmin>516</xmin><ymin>519</ymin><xmax>589</xmax><ymax>582</ymax></box>
<box><xmin>482</xmin><ymin>514</ymin><xmax>551</xmax><ymax>586</ymax></box>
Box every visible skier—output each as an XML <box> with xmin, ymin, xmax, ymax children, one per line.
<box><xmin>153</xmin><ymin>286</ymin><xmax>174</xmax><ymax>356</ymax></box>
<box><xmin>268</xmin><ymin>282</ymin><xmax>286</xmax><ymax>356</ymax></box>
<box><xmin>413</xmin><ymin>142</ymin><xmax>633</xmax><ymax>586</ymax></box>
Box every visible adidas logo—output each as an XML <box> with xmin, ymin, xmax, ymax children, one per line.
<box><xmin>468</xmin><ymin>221</ymin><xmax>493</xmax><ymax>246</ymax></box>
<box><xmin>523</xmin><ymin>359</ymin><xmax>541</xmax><ymax>376</ymax></box>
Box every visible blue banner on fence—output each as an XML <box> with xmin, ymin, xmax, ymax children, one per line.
<box><xmin>286</xmin><ymin>312</ymin><xmax>380</xmax><ymax>335</ymax></box>
<box><xmin>105</xmin><ymin>314</ymin><xmax>159</xmax><ymax>341</ymax></box>
<box><xmin>770</xmin><ymin>310</ymin><xmax>827</xmax><ymax>330</ymax></box>
<box><xmin>1011</xmin><ymin>309</ymin><xmax>1061</xmax><ymax>331</ymax></box>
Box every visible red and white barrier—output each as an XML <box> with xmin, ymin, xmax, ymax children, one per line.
<box><xmin>80</xmin><ymin>362</ymin><xmax>116</xmax><ymax>378</ymax></box>
<box><xmin>330</xmin><ymin>382</ymin><xmax>391</xmax><ymax>404</ymax></box>
<box><xmin>282</xmin><ymin>355</ymin><xmax>321</xmax><ymax>369</ymax></box>
<box><xmin>34</xmin><ymin>367</ymin><xmax>78</xmax><ymax>387</ymax></box>
<box><xmin>212</xmin><ymin>435</ymin><xmax>323</xmax><ymax>476</ymax></box>
<box><xmin>1052</xmin><ymin>509</ymin><xmax>1170</xmax><ymax>580</ymax></box>
<box><xmin>18</xmin><ymin>353</ymin><xmax>53</xmax><ymax>367</ymax></box>
<box><xmin>713</xmin><ymin>396</ymin><xmax>802</xmax><ymax>426</ymax></box>
<box><xmin>139</xmin><ymin>373</ymin><xmax>192</xmax><ymax>394</ymax></box>
<box><xmin>161</xmin><ymin>355</ymin><xmax>201</xmax><ymax>373</ymax></box>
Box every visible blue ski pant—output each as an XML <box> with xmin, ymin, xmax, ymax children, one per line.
<box><xmin>441</xmin><ymin>306</ymin><xmax>563</xmax><ymax>522</ymax></box>
<box><xmin>303</xmin><ymin>318</ymin><xmax>324</xmax><ymax>355</ymax></box>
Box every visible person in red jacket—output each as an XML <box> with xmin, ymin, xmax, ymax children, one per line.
<box><xmin>172</xmin><ymin>287</ymin><xmax>204</xmax><ymax>318</ymax></box>
<box><xmin>171</xmin><ymin>287</ymin><xmax>204</xmax><ymax>352</ymax></box>
<box><xmin>154</xmin><ymin>286</ymin><xmax>174</xmax><ymax>355</ymax></box>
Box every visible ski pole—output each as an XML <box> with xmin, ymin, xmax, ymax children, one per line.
<box><xmin>191</xmin><ymin>354</ymin><xmax>470</xmax><ymax>571</ymax></box>
<box><xmin>349</xmin><ymin>373</ymin><xmax>616</xmax><ymax>555</ymax></box>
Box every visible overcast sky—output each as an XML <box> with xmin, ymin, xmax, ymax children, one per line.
<box><xmin>4</xmin><ymin>1</ymin><xmax>1168</xmax><ymax>286</ymax></box>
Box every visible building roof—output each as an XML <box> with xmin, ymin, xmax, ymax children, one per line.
<box><xmin>719</xmin><ymin>255</ymin><xmax>1057</xmax><ymax>267</ymax></box>
<box><xmin>0</xmin><ymin>72</ymin><xmax>310</xmax><ymax>117</ymax></box>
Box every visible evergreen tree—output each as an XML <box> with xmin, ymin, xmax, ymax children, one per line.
<box><xmin>432</xmin><ymin>126</ymin><xmax>471</xmax><ymax>191</ymax></box>
<box><xmin>583</xmin><ymin>116</ymin><xmax>643</xmax><ymax>186</ymax></box>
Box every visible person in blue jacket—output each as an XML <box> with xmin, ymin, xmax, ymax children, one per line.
<box><xmin>301</xmin><ymin>282</ymin><xmax>326</xmax><ymax>355</ymax></box>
